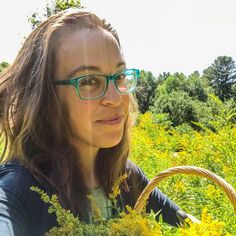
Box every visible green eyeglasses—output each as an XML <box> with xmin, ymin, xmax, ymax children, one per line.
<box><xmin>54</xmin><ymin>68</ymin><xmax>140</xmax><ymax>100</ymax></box>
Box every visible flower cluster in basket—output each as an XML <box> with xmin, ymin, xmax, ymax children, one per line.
<box><xmin>30</xmin><ymin>173</ymin><xmax>231</xmax><ymax>236</ymax></box>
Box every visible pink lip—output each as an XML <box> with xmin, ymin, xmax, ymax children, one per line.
<box><xmin>96</xmin><ymin>116</ymin><xmax>123</xmax><ymax>125</ymax></box>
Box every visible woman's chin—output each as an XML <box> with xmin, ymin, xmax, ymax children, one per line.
<box><xmin>98</xmin><ymin>135</ymin><xmax>123</xmax><ymax>148</ymax></box>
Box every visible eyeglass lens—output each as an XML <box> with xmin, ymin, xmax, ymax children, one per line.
<box><xmin>115</xmin><ymin>72</ymin><xmax>135</xmax><ymax>92</ymax></box>
<box><xmin>78</xmin><ymin>75</ymin><xmax>106</xmax><ymax>99</ymax></box>
<box><xmin>77</xmin><ymin>71</ymin><xmax>136</xmax><ymax>99</ymax></box>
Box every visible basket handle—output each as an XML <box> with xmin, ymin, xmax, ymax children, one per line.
<box><xmin>133</xmin><ymin>166</ymin><xmax>236</xmax><ymax>214</ymax></box>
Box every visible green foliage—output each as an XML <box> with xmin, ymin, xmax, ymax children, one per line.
<box><xmin>31</xmin><ymin>175</ymin><xmax>230</xmax><ymax>235</ymax></box>
<box><xmin>150</xmin><ymin>70</ymin><xmax>236</xmax><ymax>129</ymax></box>
<box><xmin>30</xmin><ymin>186</ymin><xmax>110</xmax><ymax>236</ymax></box>
<box><xmin>232</xmin><ymin>83</ymin><xmax>236</xmax><ymax>100</ymax></box>
<box><xmin>30</xmin><ymin>183</ymin><xmax>163</xmax><ymax>235</ymax></box>
<box><xmin>205</xmin><ymin>94</ymin><xmax>236</xmax><ymax>129</ymax></box>
<box><xmin>28</xmin><ymin>0</ymin><xmax>83</xmax><ymax>29</ymax></box>
<box><xmin>186</xmin><ymin>71</ymin><xmax>212</xmax><ymax>102</ymax></box>
<box><xmin>130</xmin><ymin>112</ymin><xmax>236</xmax><ymax>234</ymax></box>
<box><xmin>135</xmin><ymin>70</ymin><xmax>159</xmax><ymax>114</ymax></box>
<box><xmin>152</xmin><ymin>91</ymin><xmax>197</xmax><ymax>126</ymax></box>
<box><xmin>190</xmin><ymin>94</ymin><xmax>236</xmax><ymax>132</ymax></box>
<box><xmin>157</xmin><ymin>73</ymin><xmax>187</xmax><ymax>95</ymax></box>
<box><xmin>154</xmin><ymin>71</ymin><xmax>212</xmax><ymax>100</ymax></box>
<box><xmin>0</xmin><ymin>61</ymin><xmax>9</xmax><ymax>73</ymax></box>
<box><xmin>203</xmin><ymin>56</ymin><xmax>236</xmax><ymax>101</ymax></box>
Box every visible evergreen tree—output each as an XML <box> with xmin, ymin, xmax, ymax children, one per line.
<box><xmin>203</xmin><ymin>56</ymin><xmax>236</xmax><ymax>101</ymax></box>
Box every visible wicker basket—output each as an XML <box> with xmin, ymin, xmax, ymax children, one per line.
<box><xmin>134</xmin><ymin>166</ymin><xmax>236</xmax><ymax>215</ymax></box>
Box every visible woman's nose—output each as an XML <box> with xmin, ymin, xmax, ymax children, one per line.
<box><xmin>100</xmin><ymin>81</ymin><xmax>122</xmax><ymax>107</ymax></box>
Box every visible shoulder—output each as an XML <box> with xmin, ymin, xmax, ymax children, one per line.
<box><xmin>124</xmin><ymin>160</ymin><xmax>149</xmax><ymax>194</ymax></box>
<box><xmin>125</xmin><ymin>160</ymin><xmax>148</xmax><ymax>182</ymax></box>
<box><xmin>0</xmin><ymin>159</ymin><xmax>56</xmax><ymax>204</ymax></box>
<box><xmin>0</xmin><ymin>160</ymin><xmax>48</xmax><ymax>195</ymax></box>
<box><xmin>0</xmin><ymin>160</ymin><xmax>57</xmax><ymax>235</ymax></box>
<box><xmin>0</xmin><ymin>160</ymin><xmax>37</xmax><ymax>187</ymax></box>
<box><xmin>125</xmin><ymin>160</ymin><xmax>142</xmax><ymax>173</ymax></box>
<box><xmin>0</xmin><ymin>160</ymin><xmax>50</xmax><ymax>211</ymax></box>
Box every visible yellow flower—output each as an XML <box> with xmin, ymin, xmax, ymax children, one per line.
<box><xmin>109</xmin><ymin>173</ymin><xmax>128</xmax><ymax>201</ymax></box>
<box><xmin>178</xmin><ymin>208</ymin><xmax>228</xmax><ymax>236</ymax></box>
<box><xmin>175</xmin><ymin>180</ymin><xmax>186</xmax><ymax>193</ymax></box>
<box><xmin>108</xmin><ymin>206</ymin><xmax>161</xmax><ymax>236</ymax></box>
<box><xmin>206</xmin><ymin>184</ymin><xmax>221</xmax><ymax>199</ymax></box>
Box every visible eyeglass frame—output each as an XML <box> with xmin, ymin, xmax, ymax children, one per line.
<box><xmin>53</xmin><ymin>68</ymin><xmax>140</xmax><ymax>100</ymax></box>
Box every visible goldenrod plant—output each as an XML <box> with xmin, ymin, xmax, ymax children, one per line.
<box><xmin>31</xmin><ymin>170</ymin><xmax>232</xmax><ymax>236</ymax></box>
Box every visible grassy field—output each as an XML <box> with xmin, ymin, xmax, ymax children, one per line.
<box><xmin>130</xmin><ymin>112</ymin><xmax>236</xmax><ymax>234</ymax></box>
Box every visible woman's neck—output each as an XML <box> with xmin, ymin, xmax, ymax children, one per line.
<box><xmin>73</xmin><ymin>140</ymin><xmax>100</xmax><ymax>189</ymax></box>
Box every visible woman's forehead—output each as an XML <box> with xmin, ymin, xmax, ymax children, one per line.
<box><xmin>54</xmin><ymin>28</ymin><xmax>123</xmax><ymax>79</ymax></box>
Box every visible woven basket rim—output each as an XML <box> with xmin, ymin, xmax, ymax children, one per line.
<box><xmin>133</xmin><ymin>165</ymin><xmax>236</xmax><ymax>215</ymax></box>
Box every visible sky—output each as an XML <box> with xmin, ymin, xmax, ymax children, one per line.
<box><xmin>0</xmin><ymin>0</ymin><xmax>236</xmax><ymax>76</ymax></box>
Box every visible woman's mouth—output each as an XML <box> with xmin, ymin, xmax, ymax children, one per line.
<box><xmin>96</xmin><ymin>116</ymin><xmax>123</xmax><ymax>125</ymax></box>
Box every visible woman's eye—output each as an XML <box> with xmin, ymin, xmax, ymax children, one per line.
<box><xmin>80</xmin><ymin>77</ymin><xmax>100</xmax><ymax>87</ymax></box>
<box><xmin>116</xmin><ymin>73</ymin><xmax>126</xmax><ymax>85</ymax></box>
<box><xmin>116</xmin><ymin>73</ymin><xmax>126</xmax><ymax>82</ymax></box>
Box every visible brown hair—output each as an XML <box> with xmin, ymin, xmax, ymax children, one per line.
<box><xmin>0</xmin><ymin>9</ymin><xmax>138</xmax><ymax>219</ymax></box>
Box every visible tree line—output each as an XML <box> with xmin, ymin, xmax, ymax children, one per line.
<box><xmin>136</xmin><ymin>56</ymin><xmax>236</xmax><ymax>130</ymax></box>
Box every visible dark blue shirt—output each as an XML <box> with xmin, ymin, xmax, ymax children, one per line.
<box><xmin>0</xmin><ymin>160</ymin><xmax>181</xmax><ymax>236</ymax></box>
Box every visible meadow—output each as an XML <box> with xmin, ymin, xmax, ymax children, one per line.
<box><xmin>130</xmin><ymin>112</ymin><xmax>236</xmax><ymax>234</ymax></box>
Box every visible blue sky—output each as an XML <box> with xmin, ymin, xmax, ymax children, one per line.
<box><xmin>1</xmin><ymin>0</ymin><xmax>236</xmax><ymax>76</ymax></box>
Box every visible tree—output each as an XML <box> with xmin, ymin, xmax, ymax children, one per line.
<box><xmin>152</xmin><ymin>91</ymin><xmax>197</xmax><ymax>126</ymax></box>
<box><xmin>186</xmin><ymin>71</ymin><xmax>213</xmax><ymax>102</ymax></box>
<box><xmin>135</xmin><ymin>70</ymin><xmax>158</xmax><ymax>113</ymax></box>
<box><xmin>0</xmin><ymin>61</ymin><xmax>9</xmax><ymax>73</ymax></box>
<box><xmin>157</xmin><ymin>72</ymin><xmax>171</xmax><ymax>82</ymax></box>
<box><xmin>203</xmin><ymin>56</ymin><xmax>236</xmax><ymax>101</ymax></box>
<box><xmin>156</xmin><ymin>73</ymin><xmax>187</xmax><ymax>95</ymax></box>
<box><xmin>151</xmin><ymin>72</ymin><xmax>214</xmax><ymax>127</ymax></box>
<box><xmin>156</xmin><ymin>72</ymin><xmax>212</xmax><ymax>102</ymax></box>
<box><xmin>232</xmin><ymin>83</ymin><xmax>236</xmax><ymax>100</ymax></box>
<box><xmin>28</xmin><ymin>0</ymin><xmax>82</xmax><ymax>29</ymax></box>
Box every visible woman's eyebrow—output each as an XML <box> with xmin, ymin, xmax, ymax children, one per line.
<box><xmin>116</xmin><ymin>61</ymin><xmax>126</xmax><ymax>68</ymax></box>
<box><xmin>67</xmin><ymin>61</ymin><xmax>126</xmax><ymax>78</ymax></box>
<box><xmin>67</xmin><ymin>65</ymin><xmax>100</xmax><ymax>78</ymax></box>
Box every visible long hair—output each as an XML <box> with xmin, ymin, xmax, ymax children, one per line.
<box><xmin>0</xmin><ymin>9</ymin><xmax>138</xmax><ymax>219</ymax></box>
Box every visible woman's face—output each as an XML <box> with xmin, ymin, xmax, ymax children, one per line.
<box><xmin>54</xmin><ymin>27</ymin><xmax>130</xmax><ymax>151</ymax></box>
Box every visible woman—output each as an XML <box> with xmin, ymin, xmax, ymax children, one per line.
<box><xmin>0</xmin><ymin>9</ymin><xmax>189</xmax><ymax>235</ymax></box>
